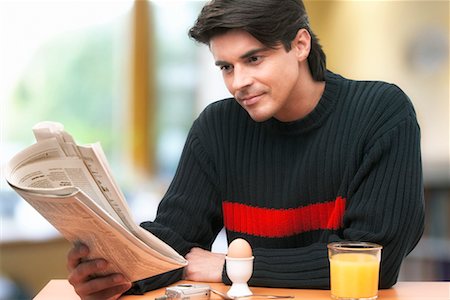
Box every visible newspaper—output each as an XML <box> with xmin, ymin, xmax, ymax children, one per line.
<box><xmin>5</xmin><ymin>121</ymin><xmax>187</xmax><ymax>282</ymax></box>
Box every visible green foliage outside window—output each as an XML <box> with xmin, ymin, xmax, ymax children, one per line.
<box><xmin>6</xmin><ymin>24</ymin><xmax>123</xmax><ymax>154</ymax></box>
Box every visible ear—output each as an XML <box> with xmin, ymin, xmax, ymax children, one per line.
<box><xmin>291</xmin><ymin>28</ymin><xmax>311</xmax><ymax>62</ymax></box>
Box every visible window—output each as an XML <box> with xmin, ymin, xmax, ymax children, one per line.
<box><xmin>0</xmin><ymin>1</ymin><xmax>134</xmax><ymax>240</ymax></box>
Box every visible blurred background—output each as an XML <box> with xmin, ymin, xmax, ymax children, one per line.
<box><xmin>0</xmin><ymin>0</ymin><xmax>448</xmax><ymax>298</ymax></box>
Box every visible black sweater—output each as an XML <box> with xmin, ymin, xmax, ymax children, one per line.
<box><xmin>132</xmin><ymin>71</ymin><xmax>424</xmax><ymax>293</ymax></box>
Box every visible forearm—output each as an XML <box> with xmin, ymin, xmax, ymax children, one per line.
<box><xmin>249</xmin><ymin>243</ymin><xmax>330</xmax><ymax>288</ymax></box>
<box><xmin>125</xmin><ymin>268</ymin><xmax>184</xmax><ymax>295</ymax></box>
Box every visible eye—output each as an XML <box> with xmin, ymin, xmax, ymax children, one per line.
<box><xmin>247</xmin><ymin>56</ymin><xmax>261</xmax><ymax>64</ymax></box>
<box><xmin>219</xmin><ymin>64</ymin><xmax>233</xmax><ymax>73</ymax></box>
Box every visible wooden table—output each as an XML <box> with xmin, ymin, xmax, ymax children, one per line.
<box><xmin>33</xmin><ymin>280</ymin><xmax>449</xmax><ymax>300</ymax></box>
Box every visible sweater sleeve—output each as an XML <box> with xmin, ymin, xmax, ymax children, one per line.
<box><xmin>245</xmin><ymin>90</ymin><xmax>424</xmax><ymax>289</ymax></box>
<box><xmin>129</xmin><ymin>121</ymin><xmax>224</xmax><ymax>293</ymax></box>
<box><xmin>343</xmin><ymin>113</ymin><xmax>424</xmax><ymax>288</ymax></box>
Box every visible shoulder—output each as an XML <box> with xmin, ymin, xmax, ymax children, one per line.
<box><xmin>330</xmin><ymin>72</ymin><xmax>417</xmax><ymax>120</ymax></box>
<box><xmin>355</xmin><ymin>78</ymin><xmax>413</xmax><ymax>113</ymax></box>
<box><xmin>186</xmin><ymin>98</ymin><xmax>244</xmax><ymax>142</ymax></box>
<box><xmin>366</xmin><ymin>81</ymin><xmax>417</xmax><ymax>124</ymax></box>
<box><xmin>362</xmin><ymin>80</ymin><xmax>413</xmax><ymax>112</ymax></box>
<box><xmin>186</xmin><ymin>98</ymin><xmax>251</xmax><ymax>161</ymax></box>
<box><xmin>200</xmin><ymin>97</ymin><xmax>242</xmax><ymax>118</ymax></box>
<box><xmin>329</xmin><ymin>72</ymin><xmax>420</xmax><ymax>141</ymax></box>
<box><xmin>194</xmin><ymin>97</ymin><xmax>249</xmax><ymax>129</ymax></box>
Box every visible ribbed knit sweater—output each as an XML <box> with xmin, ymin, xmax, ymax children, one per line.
<box><xmin>132</xmin><ymin>71</ymin><xmax>424</xmax><ymax>294</ymax></box>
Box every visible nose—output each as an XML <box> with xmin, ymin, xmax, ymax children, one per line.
<box><xmin>231</xmin><ymin>66</ymin><xmax>253</xmax><ymax>91</ymax></box>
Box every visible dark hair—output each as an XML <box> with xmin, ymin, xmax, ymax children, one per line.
<box><xmin>188</xmin><ymin>0</ymin><xmax>326</xmax><ymax>81</ymax></box>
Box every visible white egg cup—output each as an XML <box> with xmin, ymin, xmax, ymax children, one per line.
<box><xmin>225</xmin><ymin>256</ymin><xmax>254</xmax><ymax>298</ymax></box>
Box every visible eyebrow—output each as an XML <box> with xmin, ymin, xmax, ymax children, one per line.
<box><xmin>215</xmin><ymin>46</ymin><xmax>270</xmax><ymax>66</ymax></box>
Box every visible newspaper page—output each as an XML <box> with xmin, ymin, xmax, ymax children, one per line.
<box><xmin>5</xmin><ymin>121</ymin><xmax>188</xmax><ymax>281</ymax></box>
<box><xmin>8</xmin><ymin>186</ymin><xmax>186</xmax><ymax>282</ymax></box>
<box><xmin>33</xmin><ymin>122</ymin><xmax>141</xmax><ymax>235</ymax></box>
<box><xmin>76</xmin><ymin>143</ymin><xmax>183</xmax><ymax>257</ymax></box>
<box><xmin>6</xmin><ymin>141</ymin><xmax>125</xmax><ymax>226</ymax></box>
<box><xmin>32</xmin><ymin>122</ymin><xmax>134</xmax><ymax>228</ymax></box>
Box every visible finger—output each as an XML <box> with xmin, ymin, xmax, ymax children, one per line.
<box><xmin>68</xmin><ymin>258</ymin><xmax>108</xmax><ymax>286</ymax></box>
<box><xmin>74</xmin><ymin>274</ymin><xmax>131</xmax><ymax>298</ymax></box>
<box><xmin>67</xmin><ymin>242</ymin><xmax>89</xmax><ymax>271</ymax></box>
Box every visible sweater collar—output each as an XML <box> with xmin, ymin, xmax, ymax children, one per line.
<box><xmin>263</xmin><ymin>70</ymin><xmax>342</xmax><ymax>135</ymax></box>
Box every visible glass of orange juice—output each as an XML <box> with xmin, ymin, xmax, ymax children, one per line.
<box><xmin>328</xmin><ymin>241</ymin><xmax>382</xmax><ymax>300</ymax></box>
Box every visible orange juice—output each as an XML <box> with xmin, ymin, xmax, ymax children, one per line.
<box><xmin>330</xmin><ymin>253</ymin><xmax>379</xmax><ymax>299</ymax></box>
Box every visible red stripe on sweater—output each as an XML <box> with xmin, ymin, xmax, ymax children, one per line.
<box><xmin>222</xmin><ymin>197</ymin><xmax>346</xmax><ymax>238</ymax></box>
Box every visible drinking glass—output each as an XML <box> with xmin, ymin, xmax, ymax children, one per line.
<box><xmin>328</xmin><ymin>241</ymin><xmax>382</xmax><ymax>300</ymax></box>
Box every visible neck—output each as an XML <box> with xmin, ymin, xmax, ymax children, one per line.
<box><xmin>275</xmin><ymin>65</ymin><xmax>325</xmax><ymax>122</ymax></box>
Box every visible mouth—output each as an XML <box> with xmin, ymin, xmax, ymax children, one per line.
<box><xmin>239</xmin><ymin>93</ymin><xmax>264</xmax><ymax>106</ymax></box>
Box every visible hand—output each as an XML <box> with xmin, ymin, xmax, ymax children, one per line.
<box><xmin>183</xmin><ymin>247</ymin><xmax>226</xmax><ymax>282</ymax></box>
<box><xmin>67</xmin><ymin>243</ymin><xmax>132</xmax><ymax>300</ymax></box>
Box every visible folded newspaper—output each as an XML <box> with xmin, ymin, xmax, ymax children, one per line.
<box><xmin>5</xmin><ymin>121</ymin><xmax>187</xmax><ymax>282</ymax></box>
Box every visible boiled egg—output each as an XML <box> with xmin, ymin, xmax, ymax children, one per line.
<box><xmin>227</xmin><ymin>238</ymin><xmax>253</xmax><ymax>258</ymax></box>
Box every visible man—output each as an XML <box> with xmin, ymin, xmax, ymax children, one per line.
<box><xmin>67</xmin><ymin>0</ymin><xmax>425</xmax><ymax>299</ymax></box>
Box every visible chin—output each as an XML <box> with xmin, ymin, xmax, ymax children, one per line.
<box><xmin>241</xmin><ymin>102</ymin><xmax>275</xmax><ymax>122</ymax></box>
<box><xmin>247</xmin><ymin>111</ymin><xmax>272</xmax><ymax>122</ymax></box>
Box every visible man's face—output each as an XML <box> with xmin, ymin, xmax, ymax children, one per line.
<box><xmin>210</xmin><ymin>29</ymin><xmax>304</xmax><ymax>122</ymax></box>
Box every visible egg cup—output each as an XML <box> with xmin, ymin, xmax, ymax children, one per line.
<box><xmin>225</xmin><ymin>256</ymin><xmax>254</xmax><ymax>298</ymax></box>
